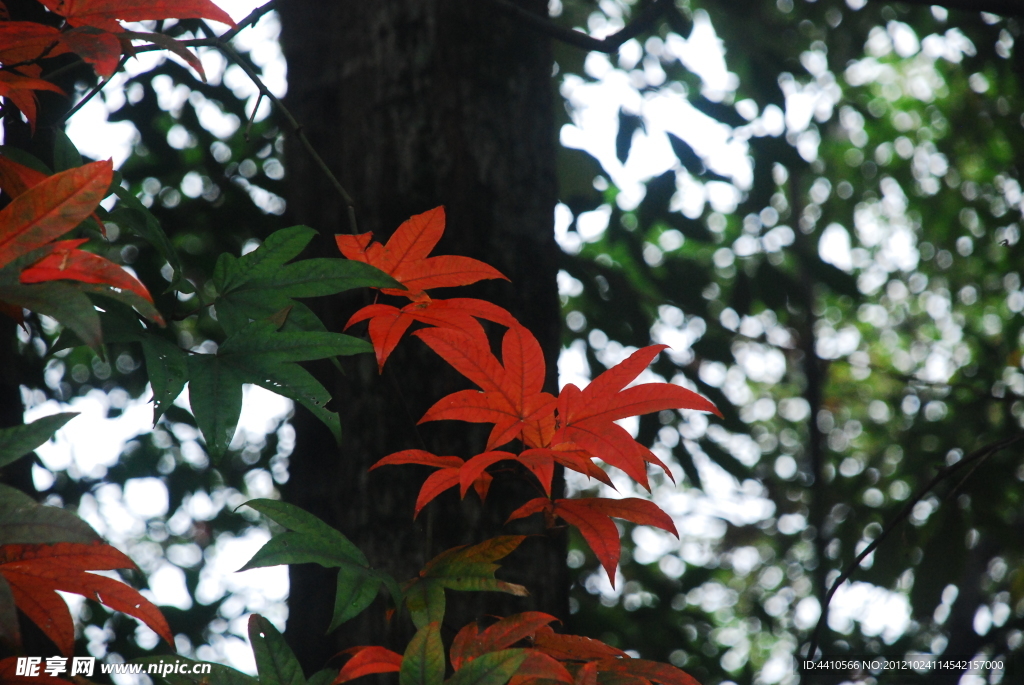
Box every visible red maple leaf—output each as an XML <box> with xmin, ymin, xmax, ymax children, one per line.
<box><xmin>507</xmin><ymin>497</ymin><xmax>678</xmax><ymax>585</ymax></box>
<box><xmin>530</xmin><ymin>625</ymin><xmax>628</xmax><ymax>661</ymax></box>
<box><xmin>336</xmin><ymin>206</ymin><xmax>507</xmax><ymax>300</ymax></box>
<box><xmin>369</xmin><ymin>449</ymin><xmax>493</xmax><ymax>517</ymax></box>
<box><xmin>346</xmin><ymin>297</ymin><xmax>517</xmax><ymax>371</ymax></box>
<box><xmin>338</xmin><ymin>206</ymin><xmax>511</xmax><ymax>368</ymax></box>
<box><xmin>35</xmin><ymin>0</ymin><xmax>236</xmax><ymax>33</ymax></box>
<box><xmin>552</xmin><ymin>345</ymin><xmax>721</xmax><ymax>490</ymax></box>
<box><xmin>0</xmin><ymin>541</ymin><xmax>174</xmax><ymax>655</ymax></box>
<box><xmin>417</xmin><ymin>323</ymin><xmax>556</xmax><ymax>451</ymax></box>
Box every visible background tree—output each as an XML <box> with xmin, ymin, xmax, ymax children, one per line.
<box><xmin>275</xmin><ymin>1</ymin><xmax>565</xmax><ymax>669</ymax></box>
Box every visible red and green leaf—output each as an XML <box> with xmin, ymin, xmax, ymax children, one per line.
<box><xmin>0</xmin><ymin>541</ymin><xmax>173</xmax><ymax>655</ymax></box>
<box><xmin>451</xmin><ymin>613</ymin><xmax>561</xmax><ymax>670</ymax></box>
<box><xmin>404</xmin><ymin>537</ymin><xmax>528</xmax><ymax>629</ymax></box>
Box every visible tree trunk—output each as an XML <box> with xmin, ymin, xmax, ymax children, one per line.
<box><xmin>277</xmin><ymin>1</ymin><xmax>565</xmax><ymax>672</ymax></box>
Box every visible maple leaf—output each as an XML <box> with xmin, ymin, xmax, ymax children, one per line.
<box><xmin>553</xmin><ymin>345</ymin><xmax>721</xmax><ymax>490</ymax></box>
<box><xmin>336</xmin><ymin>206</ymin><xmax>507</xmax><ymax>300</ymax></box>
<box><xmin>36</xmin><ymin>0</ymin><xmax>236</xmax><ymax>33</ymax></box>
<box><xmin>403</xmin><ymin>536</ymin><xmax>528</xmax><ymax>629</ymax></box>
<box><xmin>507</xmin><ymin>498</ymin><xmax>678</xmax><ymax>585</ymax></box>
<box><xmin>0</xmin><ymin>541</ymin><xmax>173</xmax><ymax>655</ymax></box>
<box><xmin>370</xmin><ymin>449</ymin><xmax>492</xmax><ymax>517</ymax></box>
<box><xmin>346</xmin><ymin>297</ymin><xmax>517</xmax><ymax>371</ymax></box>
<box><xmin>333</xmin><ymin>646</ymin><xmax>404</xmax><ymax>684</ymax></box>
<box><xmin>416</xmin><ymin>324</ymin><xmax>556</xmax><ymax>451</ymax></box>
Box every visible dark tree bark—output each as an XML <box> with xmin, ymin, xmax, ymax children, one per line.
<box><xmin>277</xmin><ymin>1</ymin><xmax>566</xmax><ymax>673</ymax></box>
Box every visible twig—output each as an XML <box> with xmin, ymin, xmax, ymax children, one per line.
<box><xmin>218</xmin><ymin>0</ymin><xmax>279</xmax><ymax>43</ymax></box>
<box><xmin>489</xmin><ymin>0</ymin><xmax>681</xmax><ymax>54</ymax></box>
<box><xmin>805</xmin><ymin>432</ymin><xmax>1024</xmax><ymax>660</ymax></box>
<box><xmin>197</xmin><ymin>21</ymin><xmax>359</xmax><ymax>235</ymax></box>
<box><xmin>58</xmin><ymin>55</ymin><xmax>130</xmax><ymax>125</ymax></box>
<box><xmin>244</xmin><ymin>92</ymin><xmax>264</xmax><ymax>141</ymax></box>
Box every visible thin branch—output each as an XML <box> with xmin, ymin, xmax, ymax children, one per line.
<box><xmin>489</xmin><ymin>0</ymin><xmax>681</xmax><ymax>54</ymax></box>
<box><xmin>805</xmin><ymin>432</ymin><xmax>1024</xmax><ymax>660</ymax></box>
<box><xmin>244</xmin><ymin>92</ymin><xmax>264</xmax><ymax>141</ymax></box>
<box><xmin>197</xmin><ymin>21</ymin><xmax>359</xmax><ymax>235</ymax></box>
<box><xmin>58</xmin><ymin>55</ymin><xmax>130</xmax><ymax>125</ymax></box>
<box><xmin>218</xmin><ymin>0</ymin><xmax>279</xmax><ymax>43</ymax></box>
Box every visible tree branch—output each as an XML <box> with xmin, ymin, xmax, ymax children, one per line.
<box><xmin>489</xmin><ymin>0</ymin><xmax>684</xmax><ymax>53</ymax></box>
<box><xmin>58</xmin><ymin>55</ymin><xmax>130</xmax><ymax>126</ymax></box>
<box><xmin>805</xmin><ymin>432</ymin><xmax>1024</xmax><ymax>661</ymax></box>
<box><xmin>196</xmin><ymin>21</ymin><xmax>359</xmax><ymax>235</ymax></box>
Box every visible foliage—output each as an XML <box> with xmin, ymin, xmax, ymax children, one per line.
<box><xmin>3</xmin><ymin>0</ymin><xmax>1024</xmax><ymax>684</ymax></box>
<box><xmin>0</xmin><ymin>3</ymin><xmax>717</xmax><ymax>685</ymax></box>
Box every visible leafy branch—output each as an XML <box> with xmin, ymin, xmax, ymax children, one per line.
<box><xmin>805</xmin><ymin>432</ymin><xmax>1024</xmax><ymax>661</ymax></box>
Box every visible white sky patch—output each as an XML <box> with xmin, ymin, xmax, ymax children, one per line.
<box><xmin>558</xmin><ymin>15</ymin><xmax>751</xmax><ymax>214</ymax></box>
<box><xmin>827</xmin><ymin>581</ymin><xmax>911</xmax><ymax>644</ymax></box>
<box><xmin>819</xmin><ymin>223</ymin><xmax>853</xmax><ymax>272</ymax></box>
<box><xmin>663</xmin><ymin>11</ymin><xmax>739</xmax><ymax>102</ymax></box>
<box><xmin>25</xmin><ymin>390</ymin><xmax>153</xmax><ymax>479</ymax></box>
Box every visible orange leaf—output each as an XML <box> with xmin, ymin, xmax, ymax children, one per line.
<box><xmin>59</xmin><ymin>27</ymin><xmax>124</xmax><ymax>77</ymax></box>
<box><xmin>416</xmin><ymin>325</ymin><xmax>556</xmax><ymax>449</ymax></box>
<box><xmin>0</xmin><ymin>160</ymin><xmax>112</xmax><ymax>270</ymax></box>
<box><xmin>451</xmin><ymin>613</ymin><xmax>562</xmax><ymax>670</ymax></box>
<box><xmin>0</xmin><ymin>155</ymin><xmax>49</xmax><ymax>199</ymax></box>
<box><xmin>0</xmin><ymin>72</ymin><xmax>64</xmax><ymax>132</ymax></box>
<box><xmin>335</xmin><ymin>206</ymin><xmax>506</xmax><ymax>299</ymax></box>
<box><xmin>0</xmin><ymin>542</ymin><xmax>173</xmax><ymax>656</ymax></box>
<box><xmin>510</xmin><ymin>651</ymin><xmax>575</xmax><ymax>685</ymax></box>
<box><xmin>576</xmin><ymin>661</ymin><xmax>599</xmax><ymax>685</ymax></box>
<box><xmin>36</xmin><ymin>0</ymin><xmax>236</xmax><ymax>33</ymax></box>
<box><xmin>459</xmin><ymin>451</ymin><xmax>517</xmax><ymax>497</ymax></box>
<box><xmin>414</xmin><ymin>468</ymin><xmax>459</xmax><ymax>517</ymax></box>
<box><xmin>370</xmin><ymin>449</ymin><xmax>463</xmax><ymax>470</ymax></box>
<box><xmin>508</xmin><ymin>498</ymin><xmax>677</xmax><ymax>586</ymax></box>
<box><xmin>333</xmin><ymin>646</ymin><xmax>403</xmax><ymax>684</ymax></box>
<box><xmin>345</xmin><ymin>297</ymin><xmax>517</xmax><ymax>371</ymax></box>
<box><xmin>0</xmin><ymin>23</ymin><xmax>68</xmax><ymax>65</ymax></box>
<box><xmin>20</xmin><ymin>239</ymin><xmax>156</xmax><ymax>305</ymax></box>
